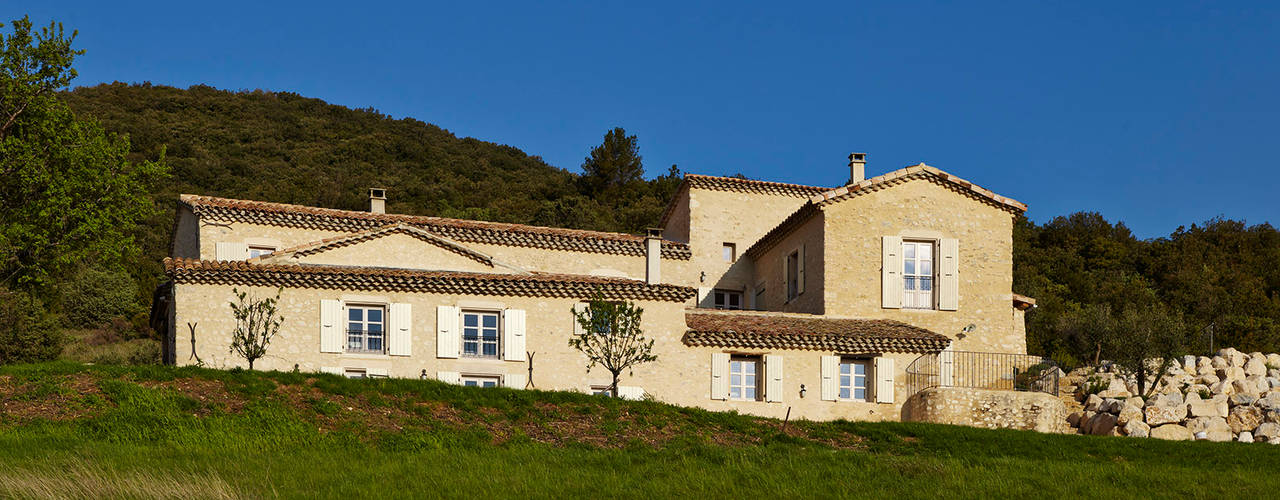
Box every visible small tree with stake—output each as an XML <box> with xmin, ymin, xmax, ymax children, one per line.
<box><xmin>569</xmin><ymin>293</ymin><xmax>656</xmax><ymax>398</ymax></box>
<box><xmin>228</xmin><ymin>287</ymin><xmax>283</xmax><ymax>370</ymax></box>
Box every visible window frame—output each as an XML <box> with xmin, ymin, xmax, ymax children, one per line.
<box><xmin>901</xmin><ymin>240</ymin><xmax>937</xmax><ymax>310</ymax></box>
<box><xmin>461</xmin><ymin>374</ymin><xmax>500</xmax><ymax>388</ymax></box>
<box><xmin>461</xmin><ymin>309</ymin><xmax>502</xmax><ymax>359</ymax></box>
<box><xmin>345</xmin><ymin>303</ymin><xmax>387</xmax><ymax>354</ymax></box>
<box><xmin>728</xmin><ymin>355</ymin><xmax>762</xmax><ymax>401</ymax></box>
<box><xmin>722</xmin><ymin>242</ymin><xmax>737</xmax><ymax>263</ymax></box>
<box><xmin>785</xmin><ymin>250</ymin><xmax>800</xmax><ymax>302</ymax></box>
<box><xmin>837</xmin><ymin>358</ymin><xmax>872</xmax><ymax>402</ymax></box>
<box><xmin>344</xmin><ymin>368</ymin><xmax>368</xmax><ymax>379</ymax></box>
<box><xmin>713</xmin><ymin>289</ymin><xmax>743</xmax><ymax>310</ymax></box>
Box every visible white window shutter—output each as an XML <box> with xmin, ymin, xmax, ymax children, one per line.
<box><xmin>939</xmin><ymin>238</ymin><xmax>959</xmax><ymax>311</ymax></box>
<box><xmin>618</xmin><ymin>386</ymin><xmax>644</xmax><ymax>400</ymax></box>
<box><xmin>388</xmin><ymin>303</ymin><xmax>412</xmax><ymax>356</ymax></box>
<box><xmin>765</xmin><ymin>355</ymin><xmax>784</xmax><ymax>403</ymax></box>
<box><xmin>215</xmin><ymin>242</ymin><xmax>249</xmax><ymax>261</ymax></box>
<box><xmin>881</xmin><ymin>236</ymin><xmax>903</xmax><ymax>309</ymax></box>
<box><xmin>821</xmin><ymin>355</ymin><xmax>838</xmax><ymax>401</ymax></box>
<box><xmin>367</xmin><ymin>367</ymin><xmax>390</xmax><ymax>377</ymax></box>
<box><xmin>436</xmin><ymin>371</ymin><xmax>461</xmax><ymax>385</ymax></box>
<box><xmin>939</xmin><ymin>347</ymin><xmax>955</xmax><ymax>386</ymax></box>
<box><xmin>319</xmin><ymin>366</ymin><xmax>342</xmax><ymax>375</ymax></box>
<box><xmin>875</xmin><ymin>356</ymin><xmax>895</xmax><ymax>403</ymax></box>
<box><xmin>436</xmin><ymin>305</ymin><xmax>460</xmax><ymax>358</ymax></box>
<box><xmin>798</xmin><ymin>245</ymin><xmax>806</xmax><ymax>295</ymax></box>
<box><xmin>710</xmin><ymin>353</ymin><xmax>729</xmax><ymax>400</ymax></box>
<box><xmin>319</xmin><ymin>299</ymin><xmax>342</xmax><ymax>353</ymax></box>
<box><xmin>572</xmin><ymin>303</ymin><xmax>587</xmax><ymax>336</ymax></box>
<box><xmin>503</xmin><ymin>309</ymin><xmax>526</xmax><ymax>362</ymax></box>
<box><xmin>504</xmin><ymin>372</ymin><xmax>526</xmax><ymax>389</ymax></box>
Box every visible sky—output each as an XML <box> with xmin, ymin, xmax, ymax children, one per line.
<box><xmin>15</xmin><ymin>1</ymin><xmax>1280</xmax><ymax>238</ymax></box>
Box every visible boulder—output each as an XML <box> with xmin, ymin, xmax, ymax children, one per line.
<box><xmin>1087</xmin><ymin>412</ymin><xmax>1117</xmax><ymax>436</ymax></box>
<box><xmin>1271</xmin><ymin>437</ymin><xmax>1280</xmax><ymax>445</ymax></box>
<box><xmin>1259</xmin><ymin>392</ymin><xmax>1280</xmax><ymax>411</ymax></box>
<box><xmin>1270</xmin><ymin>369</ymin><xmax>1280</xmax><ymax>380</ymax></box>
<box><xmin>1151</xmin><ymin>424</ymin><xmax>1193</xmax><ymax>441</ymax></box>
<box><xmin>1123</xmin><ymin>420</ymin><xmax>1150</xmax><ymax>438</ymax></box>
<box><xmin>1186</xmin><ymin>384</ymin><xmax>1211</xmax><ymax>398</ymax></box>
<box><xmin>1255</xmin><ymin>422</ymin><xmax>1280</xmax><ymax>441</ymax></box>
<box><xmin>1219</xmin><ymin>366</ymin><xmax>1247</xmax><ymax>383</ymax></box>
<box><xmin>1219</xmin><ymin>348</ymin><xmax>1246</xmax><ymax>367</ymax></box>
<box><xmin>1228</xmin><ymin>406</ymin><xmax>1264</xmax><ymax>434</ymax></box>
<box><xmin>1250</xmin><ymin>352</ymin><xmax>1267</xmax><ymax>364</ymax></box>
<box><xmin>1188</xmin><ymin>399</ymin><xmax>1229</xmax><ymax>418</ymax></box>
<box><xmin>1104</xmin><ymin>399</ymin><xmax>1125</xmax><ymax>414</ymax></box>
<box><xmin>1084</xmin><ymin>394</ymin><xmax>1104</xmax><ymax>412</ymax></box>
<box><xmin>1231</xmin><ymin>393</ymin><xmax>1258</xmax><ymax>407</ymax></box>
<box><xmin>1267</xmin><ymin>410</ymin><xmax>1280</xmax><ymax>424</ymax></box>
<box><xmin>1212</xmin><ymin>356</ymin><xmax>1229</xmax><ymax>370</ymax></box>
<box><xmin>1098</xmin><ymin>378</ymin><xmax>1132</xmax><ymax>398</ymax></box>
<box><xmin>1210</xmin><ymin>380</ymin><xmax>1235</xmax><ymax>396</ymax></box>
<box><xmin>1206</xmin><ymin>430</ymin><xmax>1234</xmax><ymax>442</ymax></box>
<box><xmin>1239</xmin><ymin>431</ymin><xmax>1255</xmax><ymax>443</ymax></box>
<box><xmin>1269</xmin><ymin>378</ymin><xmax>1280</xmax><ymax>390</ymax></box>
<box><xmin>1197</xmin><ymin>356</ymin><xmax>1213</xmax><ymax>372</ymax></box>
<box><xmin>1067</xmin><ymin>411</ymin><xmax>1084</xmax><ymax>428</ymax></box>
<box><xmin>1144</xmin><ymin>403</ymin><xmax>1187</xmax><ymax>426</ymax></box>
<box><xmin>1184</xmin><ymin>355</ymin><xmax>1199</xmax><ymax>376</ymax></box>
<box><xmin>1268</xmin><ymin>353</ymin><xmax>1280</xmax><ymax>367</ymax></box>
<box><xmin>1246</xmin><ymin>358</ymin><xmax>1268</xmax><ymax>377</ymax></box>
<box><xmin>1117</xmin><ymin>405</ymin><xmax>1144</xmax><ymax>426</ymax></box>
<box><xmin>1199</xmin><ymin>373</ymin><xmax>1221</xmax><ymax>386</ymax></box>
<box><xmin>1126</xmin><ymin>396</ymin><xmax>1144</xmax><ymax>408</ymax></box>
<box><xmin>1186</xmin><ymin>416</ymin><xmax>1231</xmax><ymax>435</ymax></box>
<box><xmin>1247</xmin><ymin>376</ymin><xmax>1271</xmax><ymax>395</ymax></box>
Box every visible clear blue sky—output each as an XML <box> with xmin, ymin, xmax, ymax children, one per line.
<box><xmin>17</xmin><ymin>1</ymin><xmax>1280</xmax><ymax>238</ymax></box>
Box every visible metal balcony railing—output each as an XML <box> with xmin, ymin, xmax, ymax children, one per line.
<box><xmin>905</xmin><ymin>350</ymin><xmax>1059</xmax><ymax>398</ymax></box>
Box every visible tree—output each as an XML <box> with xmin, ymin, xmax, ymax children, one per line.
<box><xmin>579</xmin><ymin>127</ymin><xmax>644</xmax><ymax>199</ymax></box>
<box><xmin>568</xmin><ymin>293</ymin><xmax>657</xmax><ymax>397</ymax></box>
<box><xmin>0</xmin><ymin>288</ymin><xmax>61</xmax><ymax>364</ymax></box>
<box><xmin>0</xmin><ymin>16</ymin><xmax>167</xmax><ymax>289</ymax></box>
<box><xmin>1059</xmin><ymin>302</ymin><xmax>1199</xmax><ymax>398</ymax></box>
<box><xmin>228</xmin><ymin>288</ymin><xmax>284</xmax><ymax>370</ymax></box>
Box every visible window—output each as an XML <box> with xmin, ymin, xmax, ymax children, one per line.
<box><xmin>462</xmin><ymin>310</ymin><xmax>500</xmax><ymax>358</ymax></box>
<box><xmin>248</xmin><ymin>245</ymin><xmax>276</xmax><ymax>258</ymax></box>
<box><xmin>344</xmin><ymin>368</ymin><xmax>367</xmax><ymax>379</ymax></box>
<box><xmin>786</xmin><ymin>251</ymin><xmax>800</xmax><ymax>301</ymax></box>
<box><xmin>347</xmin><ymin>305</ymin><xmax>385</xmax><ymax>354</ymax></box>
<box><xmin>838</xmin><ymin>359</ymin><xmax>870</xmax><ymax>402</ymax></box>
<box><xmin>902</xmin><ymin>241</ymin><xmax>935</xmax><ymax>309</ymax></box>
<box><xmin>714</xmin><ymin>290</ymin><xmax>743</xmax><ymax>310</ymax></box>
<box><xmin>461</xmin><ymin>375</ymin><xmax>500</xmax><ymax>388</ymax></box>
<box><xmin>591</xmin><ymin>385</ymin><xmax>613</xmax><ymax>396</ymax></box>
<box><xmin>722</xmin><ymin>243</ymin><xmax>736</xmax><ymax>262</ymax></box>
<box><xmin>729</xmin><ymin>356</ymin><xmax>761</xmax><ymax>401</ymax></box>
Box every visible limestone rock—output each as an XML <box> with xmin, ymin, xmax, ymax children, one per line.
<box><xmin>1151</xmin><ymin>424</ymin><xmax>1193</xmax><ymax>441</ymax></box>
<box><xmin>1123</xmin><ymin>420</ymin><xmax>1150</xmax><ymax>438</ymax></box>
<box><xmin>1212</xmin><ymin>356</ymin><xmax>1229</xmax><ymax>370</ymax></box>
<box><xmin>1067</xmin><ymin>411</ymin><xmax>1084</xmax><ymax>428</ymax></box>
<box><xmin>1267</xmin><ymin>410</ymin><xmax>1280</xmax><ymax>424</ymax></box>
<box><xmin>1144</xmin><ymin>404</ymin><xmax>1187</xmax><ymax>426</ymax></box>
<box><xmin>1260</xmin><ymin>392</ymin><xmax>1280</xmax><ymax>411</ymax></box>
<box><xmin>1219</xmin><ymin>366</ymin><xmax>1246</xmax><ymax>383</ymax></box>
<box><xmin>1098</xmin><ymin>378</ymin><xmax>1132</xmax><ymax>398</ymax></box>
<box><xmin>1268</xmin><ymin>353</ymin><xmax>1280</xmax><ymax>367</ymax></box>
<box><xmin>1117</xmin><ymin>405</ymin><xmax>1144</xmax><ymax>426</ymax></box>
<box><xmin>1184</xmin><ymin>355</ymin><xmax>1199</xmax><ymax>376</ymax></box>
<box><xmin>1206</xmin><ymin>430</ymin><xmax>1234</xmax><ymax>442</ymax></box>
<box><xmin>1269</xmin><ymin>378</ymin><xmax>1280</xmax><ymax>390</ymax></box>
<box><xmin>1219</xmin><ymin>348</ymin><xmax>1246</xmax><ymax>368</ymax></box>
<box><xmin>1198</xmin><ymin>356</ymin><xmax>1213</xmax><ymax>372</ymax></box>
<box><xmin>1188</xmin><ymin>399</ymin><xmax>1228</xmax><ymax>418</ymax></box>
<box><xmin>1104</xmin><ymin>399</ymin><xmax>1125</xmax><ymax>414</ymax></box>
<box><xmin>1084</xmin><ymin>394</ymin><xmax>1104</xmax><ymax>412</ymax></box>
<box><xmin>1210</xmin><ymin>380</ymin><xmax>1235</xmax><ymax>396</ymax></box>
<box><xmin>1231</xmin><ymin>393</ymin><xmax>1258</xmax><ymax>406</ymax></box>
<box><xmin>1087</xmin><ymin>412</ymin><xmax>1117</xmax><ymax>436</ymax></box>
<box><xmin>1126</xmin><ymin>396</ymin><xmax>1144</xmax><ymax>408</ymax></box>
<box><xmin>1186</xmin><ymin>416</ymin><xmax>1229</xmax><ymax>434</ymax></box>
<box><xmin>1228</xmin><ymin>406</ymin><xmax>1264</xmax><ymax>434</ymax></box>
<box><xmin>1246</xmin><ymin>358</ymin><xmax>1268</xmax><ymax>377</ymax></box>
<box><xmin>1199</xmin><ymin>374</ymin><xmax>1221</xmax><ymax>386</ymax></box>
<box><xmin>1250</xmin><ymin>352</ymin><xmax>1267</xmax><ymax>364</ymax></box>
<box><xmin>1254</xmin><ymin>422</ymin><xmax>1280</xmax><ymax>441</ymax></box>
<box><xmin>1239</xmin><ymin>431</ymin><xmax>1255</xmax><ymax>443</ymax></box>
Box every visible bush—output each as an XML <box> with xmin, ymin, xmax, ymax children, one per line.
<box><xmin>60</xmin><ymin>266</ymin><xmax>141</xmax><ymax>328</ymax></box>
<box><xmin>0</xmin><ymin>289</ymin><xmax>63</xmax><ymax>364</ymax></box>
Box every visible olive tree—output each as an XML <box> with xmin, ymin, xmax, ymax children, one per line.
<box><xmin>228</xmin><ymin>288</ymin><xmax>283</xmax><ymax>370</ymax></box>
<box><xmin>568</xmin><ymin>293</ymin><xmax>656</xmax><ymax>398</ymax></box>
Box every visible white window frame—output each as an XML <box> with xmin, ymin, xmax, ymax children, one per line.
<box><xmin>838</xmin><ymin>358</ymin><xmax>871</xmax><ymax>402</ymax></box>
<box><xmin>461</xmin><ymin>310</ymin><xmax>501</xmax><ymax>359</ymax></box>
<box><xmin>344</xmin><ymin>368</ymin><xmax>367</xmax><ymax>379</ymax></box>
<box><xmin>785</xmin><ymin>251</ymin><xmax>800</xmax><ymax>302</ymax></box>
<box><xmin>713</xmin><ymin>289</ymin><xmax>743</xmax><ymax>310</ymax></box>
<box><xmin>346</xmin><ymin>304</ymin><xmax>387</xmax><ymax>354</ymax></box>
<box><xmin>722</xmin><ymin>243</ymin><xmax>736</xmax><ymax>262</ymax></box>
<box><xmin>247</xmin><ymin>245</ymin><xmax>277</xmax><ymax>258</ymax></box>
<box><xmin>729</xmin><ymin>355</ymin><xmax>762</xmax><ymax>401</ymax></box>
<box><xmin>902</xmin><ymin>240</ymin><xmax>936</xmax><ymax>310</ymax></box>
<box><xmin>461</xmin><ymin>375</ymin><xmax>500</xmax><ymax>388</ymax></box>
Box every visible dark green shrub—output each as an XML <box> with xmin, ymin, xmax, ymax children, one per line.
<box><xmin>0</xmin><ymin>288</ymin><xmax>63</xmax><ymax>364</ymax></box>
<box><xmin>60</xmin><ymin>266</ymin><xmax>142</xmax><ymax>328</ymax></box>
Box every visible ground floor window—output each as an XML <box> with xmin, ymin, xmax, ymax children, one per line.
<box><xmin>347</xmin><ymin>305</ymin><xmax>385</xmax><ymax>354</ymax></box>
<box><xmin>344</xmin><ymin>368</ymin><xmax>367</xmax><ymax>379</ymax></box>
<box><xmin>839</xmin><ymin>359</ymin><xmax>870</xmax><ymax>401</ymax></box>
<box><xmin>591</xmin><ymin>385</ymin><xmax>612</xmax><ymax>396</ymax></box>
<box><xmin>714</xmin><ymin>290</ymin><xmax>743</xmax><ymax>310</ymax></box>
<box><xmin>461</xmin><ymin>375</ymin><xmax>500</xmax><ymax>388</ymax></box>
<box><xmin>729</xmin><ymin>356</ymin><xmax>761</xmax><ymax>401</ymax></box>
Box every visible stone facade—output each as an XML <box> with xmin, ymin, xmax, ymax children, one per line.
<box><xmin>159</xmin><ymin>162</ymin><xmax>1032</xmax><ymax>422</ymax></box>
<box><xmin>902</xmin><ymin>387</ymin><xmax>1068</xmax><ymax>433</ymax></box>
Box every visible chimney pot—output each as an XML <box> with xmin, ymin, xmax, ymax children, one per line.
<box><xmin>848</xmin><ymin>153</ymin><xmax>867</xmax><ymax>184</ymax></box>
<box><xmin>369</xmin><ymin>188</ymin><xmax>387</xmax><ymax>214</ymax></box>
<box><xmin>644</xmin><ymin>228</ymin><xmax>663</xmax><ymax>284</ymax></box>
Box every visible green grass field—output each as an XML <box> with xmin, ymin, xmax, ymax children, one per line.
<box><xmin>0</xmin><ymin>362</ymin><xmax>1267</xmax><ymax>498</ymax></box>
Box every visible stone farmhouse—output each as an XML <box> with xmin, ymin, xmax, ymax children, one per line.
<box><xmin>153</xmin><ymin>154</ymin><xmax>1034</xmax><ymax>421</ymax></box>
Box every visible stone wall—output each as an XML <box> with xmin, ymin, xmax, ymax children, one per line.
<box><xmin>902</xmin><ymin>387</ymin><xmax>1068</xmax><ymax>433</ymax></box>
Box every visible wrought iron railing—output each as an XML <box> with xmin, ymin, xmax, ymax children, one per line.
<box><xmin>346</xmin><ymin>329</ymin><xmax>385</xmax><ymax>354</ymax></box>
<box><xmin>905</xmin><ymin>350</ymin><xmax>1059</xmax><ymax>397</ymax></box>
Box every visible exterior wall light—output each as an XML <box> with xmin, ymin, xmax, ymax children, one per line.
<box><xmin>799</xmin><ymin>384</ymin><xmax>807</xmax><ymax>398</ymax></box>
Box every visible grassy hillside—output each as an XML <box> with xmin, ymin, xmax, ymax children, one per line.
<box><xmin>0</xmin><ymin>363</ymin><xmax>1275</xmax><ymax>498</ymax></box>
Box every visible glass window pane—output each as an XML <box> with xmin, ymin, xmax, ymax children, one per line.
<box><xmin>745</xmin><ymin>388</ymin><xmax>756</xmax><ymax>400</ymax></box>
<box><xmin>840</xmin><ymin>387</ymin><xmax>850</xmax><ymax>399</ymax></box>
<box><xmin>920</xmin><ymin>244</ymin><xmax>932</xmax><ymax>258</ymax></box>
<box><xmin>854</xmin><ymin>363</ymin><xmax>865</xmax><ymax>375</ymax></box>
<box><xmin>730</xmin><ymin>387</ymin><xmax>741</xmax><ymax>399</ymax></box>
<box><xmin>921</xmin><ymin>277</ymin><xmax>933</xmax><ymax>291</ymax></box>
<box><xmin>854</xmin><ymin>388</ymin><xmax>866</xmax><ymax>400</ymax></box>
<box><xmin>482</xmin><ymin>315</ymin><xmax>498</xmax><ymax>328</ymax></box>
<box><xmin>349</xmin><ymin>308</ymin><xmax>362</xmax><ymax>321</ymax></box>
<box><xmin>368</xmin><ymin>338</ymin><xmax>382</xmax><ymax>351</ymax></box>
<box><xmin>483</xmin><ymin>381</ymin><xmax>496</xmax><ymax>388</ymax></box>
<box><xmin>464</xmin><ymin>380</ymin><xmax>477</xmax><ymax>387</ymax></box>
<box><xmin>463</xmin><ymin>342</ymin><xmax>477</xmax><ymax>355</ymax></box>
<box><xmin>904</xmin><ymin>276</ymin><xmax>916</xmax><ymax>291</ymax></box>
<box><xmin>464</xmin><ymin>314</ymin><xmax>478</xmax><ymax>327</ymax></box>
<box><xmin>744</xmin><ymin>362</ymin><xmax>755</xmax><ymax>375</ymax></box>
<box><xmin>904</xmin><ymin>260</ymin><xmax>915</xmax><ymax>275</ymax></box>
<box><xmin>368</xmin><ymin>324</ymin><xmax>382</xmax><ymax>333</ymax></box>
<box><xmin>921</xmin><ymin>261</ymin><xmax>932</xmax><ymax>275</ymax></box>
<box><xmin>840</xmin><ymin>363</ymin><xmax>850</xmax><ymax>375</ymax></box>
<box><xmin>463</xmin><ymin>328</ymin><xmax>478</xmax><ymax>340</ymax></box>
<box><xmin>840</xmin><ymin>375</ymin><xmax>850</xmax><ymax>386</ymax></box>
<box><xmin>482</xmin><ymin>329</ymin><xmax>498</xmax><ymax>341</ymax></box>
<box><xmin>903</xmin><ymin>244</ymin><xmax>915</xmax><ymax>259</ymax></box>
<box><xmin>730</xmin><ymin>374</ymin><xmax>740</xmax><ymax>386</ymax></box>
<box><xmin>368</xmin><ymin>309</ymin><xmax>382</xmax><ymax>322</ymax></box>
<box><xmin>483</xmin><ymin>344</ymin><xmax>497</xmax><ymax>356</ymax></box>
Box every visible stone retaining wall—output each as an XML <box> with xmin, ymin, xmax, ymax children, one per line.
<box><xmin>901</xmin><ymin>387</ymin><xmax>1068</xmax><ymax>433</ymax></box>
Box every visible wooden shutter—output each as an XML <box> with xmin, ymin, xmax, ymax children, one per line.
<box><xmin>710</xmin><ymin>353</ymin><xmax>729</xmax><ymax>400</ymax></box>
<box><xmin>875</xmin><ymin>357</ymin><xmax>895</xmax><ymax>403</ymax></box>
<box><xmin>821</xmin><ymin>355</ymin><xmax>838</xmax><ymax>401</ymax></box>
<box><xmin>215</xmin><ymin>242</ymin><xmax>248</xmax><ymax>261</ymax></box>
<box><xmin>436</xmin><ymin>371</ymin><xmax>461</xmax><ymax>385</ymax></box>
<box><xmin>319</xmin><ymin>299</ymin><xmax>342</xmax><ymax>353</ymax></box>
<box><xmin>504</xmin><ymin>373</ymin><xmax>526</xmax><ymax>389</ymax></box>
<box><xmin>367</xmin><ymin>367</ymin><xmax>390</xmax><ymax>377</ymax></box>
<box><xmin>436</xmin><ymin>305</ymin><xmax>459</xmax><ymax>358</ymax></box>
<box><xmin>765</xmin><ymin>355</ymin><xmax>784</xmax><ymax>402</ymax></box>
<box><xmin>939</xmin><ymin>347</ymin><xmax>955</xmax><ymax>386</ymax></box>
<box><xmin>388</xmin><ymin>303</ymin><xmax>412</xmax><ymax>356</ymax></box>
<box><xmin>572</xmin><ymin>303</ymin><xmax>587</xmax><ymax>336</ymax></box>
<box><xmin>502</xmin><ymin>309</ymin><xmax>526</xmax><ymax>361</ymax></box>
<box><xmin>798</xmin><ymin>245</ymin><xmax>806</xmax><ymax>295</ymax></box>
<box><xmin>938</xmin><ymin>238</ymin><xmax>959</xmax><ymax>311</ymax></box>
<box><xmin>881</xmin><ymin>236</ymin><xmax>903</xmax><ymax>309</ymax></box>
<box><xmin>618</xmin><ymin>386</ymin><xmax>644</xmax><ymax>400</ymax></box>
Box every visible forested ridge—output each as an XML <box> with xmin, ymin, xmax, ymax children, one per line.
<box><xmin>48</xmin><ymin>82</ymin><xmax>1280</xmax><ymax>365</ymax></box>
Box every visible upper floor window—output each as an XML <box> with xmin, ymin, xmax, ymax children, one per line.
<box><xmin>903</xmin><ymin>241</ymin><xmax>934</xmax><ymax>309</ymax></box>
<box><xmin>722</xmin><ymin>243</ymin><xmax>736</xmax><ymax>262</ymax></box>
<box><xmin>248</xmin><ymin>245</ymin><xmax>276</xmax><ymax>258</ymax></box>
<box><xmin>729</xmin><ymin>356</ymin><xmax>761</xmax><ymax>401</ymax></box>
<box><xmin>785</xmin><ymin>251</ymin><xmax>800</xmax><ymax>301</ymax></box>
<box><xmin>347</xmin><ymin>305</ymin><xmax>385</xmax><ymax>354</ymax></box>
<box><xmin>462</xmin><ymin>310</ymin><xmax>500</xmax><ymax>358</ymax></box>
<box><xmin>714</xmin><ymin>290</ymin><xmax>742</xmax><ymax>310</ymax></box>
<box><xmin>838</xmin><ymin>359</ymin><xmax>870</xmax><ymax>402</ymax></box>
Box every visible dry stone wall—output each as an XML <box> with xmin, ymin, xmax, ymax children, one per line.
<box><xmin>902</xmin><ymin>387</ymin><xmax>1069</xmax><ymax>433</ymax></box>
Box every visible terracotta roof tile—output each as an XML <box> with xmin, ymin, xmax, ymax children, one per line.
<box><xmin>657</xmin><ymin>174</ymin><xmax>831</xmax><ymax>227</ymax></box>
<box><xmin>682</xmin><ymin>310</ymin><xmax>951</xmax><ymax>354</ymax></box>
<box><xmin>164</xmin><ymin>258</ymin><xmax>695</xmax><ymax>302</ymax></box>
<box><xmin>180</xmin><ymin>194</ymin><xmax>691</xmax><ymax>260</ymax></box>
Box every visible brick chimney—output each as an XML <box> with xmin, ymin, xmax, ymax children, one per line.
<box><xmin>369</xmin><ymin>188</ymin><xmax>387</xmax><ymax>214</ymax></box>
<box><xmin>848</xmin><ymin>153</ymin><xmax>867</xmax><ymax>184</ymax></box>
<box><xmin>645</xmin><ymin>228</ymin><xmax>663</xmax><ymax>284</ymax></box>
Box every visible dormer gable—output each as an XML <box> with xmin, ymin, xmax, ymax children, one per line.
<box><xmin>252</xmin><ymin>223</ymin><xmax>528</xmax><ymax>274</ymax></box>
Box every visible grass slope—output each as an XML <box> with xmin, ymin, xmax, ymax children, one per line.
<box><xmin>0</xmin><ymin>362</ymin><xmax>1268</xmax><ymax>499</ymax></box>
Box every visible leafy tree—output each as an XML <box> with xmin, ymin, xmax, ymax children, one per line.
<box><xmin>579</xmin><ymin>127</ymin><xmax>644</xmax><ymax>199</ymax></box>
<box><xmin>569</xmin><ymin>293</ymin><xmax>657</xmax><ymax>397</ymax></box>
<box><xmin>0</xmin><ymin>16</ymin><xmax>166</xmax><ymax>289</ymax></box>
<box><xmin>228</xmin><ymin>288</ymin><xmax>284</xmax><ymax>370</ymax></box>
<box><xmin>0</xmin><ymin>288</ymin><xmax>62</xmax><ymax>363</ymax></box>
<box><xmin>60</xmin><ymin>265</ymin><xmax>141</xmax><ymax>327</ymax></box>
